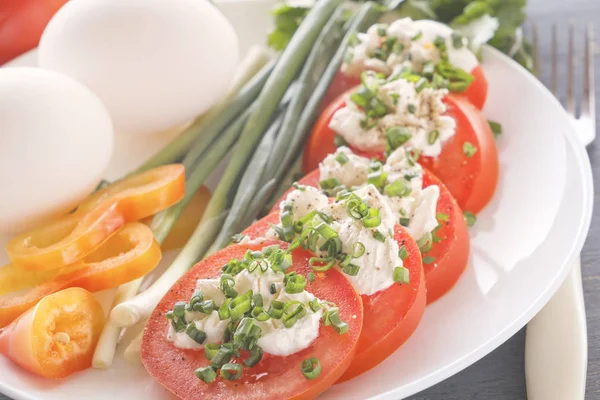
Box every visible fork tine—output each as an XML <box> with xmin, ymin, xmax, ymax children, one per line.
<box><xmin>566</xmin><ymin>22</ymin><xmax>576</xmax><ymax>114</ymax></box>
<box><xmin>551</xmin><ymin>23</ymin><xmax>558</xmax><ymax>96</ymax></box>
<box><xmin>532</xmin><ymin>22</ymin><xmax>541</xmax><ymax>78</ymax></box>
<box><xmin>582</xmin><ymin>24</ymin><xmax>595</xmax><ymax>119</ymax></box>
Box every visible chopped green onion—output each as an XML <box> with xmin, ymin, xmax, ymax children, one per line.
<box><xmin>393</xmin><ymin>266</ymin><xmax>410</xmax><ymax>284</ymax></box>
<box><xmin>268</xmin><ymin>300</ymin><xmax>285</xmax><ymax>319</ymax></box>
<box><xmin>195</xmin><ymin>366</ymin><xmax>217</xmax><ymax>383</ymax></box>
<box><xmin>319</xmin><ymin>177</ymin><xmax>341</xmax><ymax>190</ymax></box>
<box><xmin>309</xmin><ymin>298</ymin><xmax>321</xmax><ymax>312</ymax></box>
<box><xmin>417</xmin><ymin>232</ymin><xmax>433</xmax><ymax>253</ymax></box>
<box><xmin>228</xmin><ymin>291</ymin><xmax>253</xmax><ymax>320</ymax></box>
<box><xmin>464</xmin><ymin>211</ymin><xmax>477</xmax><ymax>227</ymax></box>
<box><xmin>252</xmin><ymin>294</ymin><xmax>263</xmax><ymax>308</ymax></box>
<box><xmin>219</xmin><ymin>274</ymin><xmax>238</xmax><ymax>298</ymax></box>
<box><xmin>173</xmin><ymin>301</ymin><xmax>186</xmax><ymax>318</ymax></box>
<box><xmin>218</xmin><ymin>298</ymin><xmax>231</xmax><ymax>320</ymax></box>
<box><xmin>204</xmin><ymin>344</ymin><xmax>220</xmax><ymax>361</ymax></box>
<box><xmin>231</xmin><ymin>233</ymin><xmax>246</xmax><ymax>244</ymax></box>
<box><xmin>336</xmin><ymin>152</ymin><xmax>349</xmax><ymax>165</ymax></box>
<box><xmin>436</xmin><ymin>212</ymin><xmax>449</xmax><ymax>222</ymax></box>
<box><xmin>363</xmin><ymin>208</ymin><xmax>382</xmax><ymax>228</ymax></box>
<box><xmin>210</xmin><ymin>346</ymin><xmax>233</xmax><ymax>369</ymax></box>
<box><xmin>323</xmin><ymin>309</ymin><xmax>348</xmax><ymax>334</ymax></box>
<box><xmin>342</xmin><ymin>263</ymin><xmax>360</xmax><ymax>276</ymax></box>
<box><xmin>170</xmin><ymin>317</ymin><xmax>186</xmax><ymax>333</ymax></box>
<box><xmin>423</xmin><ymin>256</ymin><xmax>436</xmax><ymax>265</ymax></box>
<box><xmin>186</xmin><ymin>323</ymin><xmax>207</xmax><ymax>344</ymax></box>
<box><xmin>384</xmin><ymin>179</ymin><xmax>411</xmax><ymax>197</ymax></box>
<box><xmin>244</xmin><ymin>346</ymin><xmax>263</xmax><ymax>367</ymax></box>
<box><xmin>411</xmin><ymin>31</ymin><xmax>423</xmax><ymax>41</ymax></box>
<box><xmin>451</xmin><ymin>33</ymin><xmax>464</xmax><ymax>49</ymax></box>
<box><xmin>301</xmin><ymin>357</ymin><xmax>322</xmax><ymax>380</ymax></box>
<box><xmin>334</xmin><ymin>134</ymin><xmax>348</xmax><ymax>147</ymax></box>
<box><xmin>398</xmin><ymin>245</ymin><xmax>409</xmax><ymax>261</ymax></box>
<box><xmin>463</xmin><ymin>141</ymin><xmax>477</xmax><ymax>157</ymax></box>
<box><xmin>427</xmin><ymin>130</ymin><xmax>440</xmax><ymax>145</ymax></box>
<box><xmin>233</xmin><ymin>317</ymin><xmax>256</xmax><ymax>348</ymax></box>
<box><xmin>399</xmin><ymin>217</ymin><xmax>410</xmax><ymax>227</ymax></box>
<box><xmin>251</xmin><ymin>306</ymin><xmax>271</xmax><ymax>322</ymax></box>
<box><xmin>407</xmin><ymin>104</ymin><xmax>416</xmax><ymax>114</ymax></box>
<box><xmin>309</xmin><ymin>257</ymin><xmax>336</xmax><ymax>272</ymax></box>
<box><xmin>315</xmin><ymin>220</ymin><xmax>339</xmax><ymax>240</ymax></box>
<box><xmin>220</xmin><ymin>363</ymin><xmax>243</xmax><ymax>380</ymax></box>
<box><xmin>352</xmin><ymin>242</ymin><xmax>366</xmax><ymax>258</ymax></box>
<box><xmin>285</xmin><ymin>273</ymin><xmax>307</xmax><ymax>294</ymax></box>
<box><xmin>415</xmin><ymin>78</ymin><xmax>427</xmax><ymax>93</ymax></box>
<box><xmin>269</xmin><ymin>283</ymin><xmax>277</xmax><ymax>295</ymax></box>
<box><xmin>488</xmin><ymin>120</ymin><xmax>502</xmax><ymax>139</ymax></box>
<box><xmin>373</xmin><ymin>230</ymin><xmax>387</xmax><ymax>243</ymax></box>
<box><xmin>283</xmin><ymin>301</ymin><xmax>307</xmax><ymax>328</ymax></box>
<box><xmin>307</xmin><ymin>272</ymin><xmax>315</xmax><ymax>282</ymax></box>
<box><xmin>386</xmin><ymin>127</ymin><xmax>412</xmax><ymax>153</ymax></box>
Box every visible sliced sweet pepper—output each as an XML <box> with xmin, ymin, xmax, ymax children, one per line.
<box><xmin>6</xmin><ymin>164</ymin><xmax>184</xmax><ymax>271</ymax></box>
<box><xmin>0</xmin><ymin>222</ymin><xmax>161</xmax><ymax>328</ymax></box>
<box><xmin>0</xmin><ymin>287</ymin><xmax>105</xmax><ymax>379</ymax></box>
<box><xmin>78</xmin><ymin>164</ymin><xmax>186</xmax><ymax>221</ymax></box>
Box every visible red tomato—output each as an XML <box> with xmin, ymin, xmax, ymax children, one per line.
<box><xmin>304</xmin><ymin>89</ymin><xmax>498</xmax><ymax>214</ymax></box>
<box><xmin>270</xmin><ymin>168</ymin><xmax>470</xmax><ymax>303</ymax></box>
<box><xmin>322</xmin><ymin>65</ymin><xmax>488</xmax><ymax>112</ymax></box>
<box><xmin>242</xmin><ymin>216</ymin><xmax>426</xmax><ymax>380</ymax></box>
<box><xmin>141</xmin><ymin>241</ymin><xmax>363</xmax><ymax>400</ymax></box>
<box><xmin>0</xmin><ymin>0</ymin><xmax>69</xmax><ymax>65</ymax></box>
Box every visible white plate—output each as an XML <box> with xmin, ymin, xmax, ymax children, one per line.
<box><xmin>0</xmin><ymin>1</ymin><xmax>593</xmax><ymax>399</ymax></box>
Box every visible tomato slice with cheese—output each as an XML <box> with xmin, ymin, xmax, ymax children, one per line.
<box><xmin>304</xmin><ymin>89</ymin><xmax>498</xmax><ymax>214</ymax></box>
<box><xmin>268</xmin><ymin>166</ymin><xmax>469</xmax><ymax>303</ymax></box>
<box><xmin>141</xmin><ymin>241</ymin><xmax>363</xmax><ymax>400</ymax></box>
<box><xmin>242</xmin><ymin>216</ymin><xmax>425</xmax><ymax>380</ymax></box>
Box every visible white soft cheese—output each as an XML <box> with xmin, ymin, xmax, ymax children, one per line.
<box><xmin>257</xmin><ymin>290</ymin><xmax>323</xmax><ymax>356</ymax></box>
<box><xmin>279</xmin><ymin>185</ymin><xmax>329</xmax><ymax>217</ymax></box>
<box><xmin>319</xmin><ymin>146</ymin><xmax>370</xmax><ymax>188</ymax></box>
<box><xmin>328</xmin><ymin>75</ymin><xmax>456</xmax><ymax>157</ymax></box>
<box><xmin>383</xmin><ymin>147</ymin><xmax>439</xmax><ymax>240</ymax></box>
<box><xmin>323</xmin><ymin>185</ymin><xmax>402</xmax><ymax>295</ymax></box>
<box><xmin>343</xmin><ymin>18</ymin><xmax>479</xmax><ymax>78</ymax></box>
<box><xmin>318</xmin><ymin>147</ymin><xmax>439</xmax><ymax>241</ymax></box>
<box><xmin>167</xmin><ymin>255</ymin><xmax>324</xmax><ymax>357</ymax></box>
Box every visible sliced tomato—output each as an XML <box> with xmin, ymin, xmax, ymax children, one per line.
<box><xmin>304</xmin><ymin>88</ymin><xmax>498</xmax><ymax>213</ymax></box>
<box><xmin>141</xmin><ymin>241</ymin><xmax>363</xmax><ymax>400</ymax></box>
<box><xmin>242</xmin><ymin>215</ymin><xmax>426</xmax><ymax>380</ymax></box>
<box><xmin>268</xmin><ymin>167</ymin><xmax>469</xmax><ymax>303</ymax></box>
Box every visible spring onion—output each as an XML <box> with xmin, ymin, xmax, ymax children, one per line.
<box><xmin>195</xmin><ymin>366</ymin><xmax>217</xmax><ymax>383</ymax></box>
<box><xmin>464</xmin><ymin>211</ymin><xmax>477</xmax><ymax>227</ymax></box>
<box><xmin>301</xmin><ymin>357</ymin><xmax>322</xmax><ymax>380</ymax></box>
<box><xmin>244</xmin><ymin>345</ymin><xmax>263</xmax><ymax>367</ymax></box>
<box><xmin>393</xmin><ymin>266</ymin><xmax>410</xmax><ymax>284</ymax></box>
<box><xmin>463</xmin><ymin>141</ymin><xmax>478</xmax><ymax>157</ymax></box>
<box><xmin>220</xmin><ymin>363</ymin><xmax>244</xmax><ymax>380</ymax></box>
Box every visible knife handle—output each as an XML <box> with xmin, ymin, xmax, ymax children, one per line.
<box><xmin>525</xmin><ymin>257</ymin><xmax>587</xmax><ymax>400</ymax></box>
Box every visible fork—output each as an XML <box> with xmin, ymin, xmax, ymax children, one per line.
<box><xmin>524</xmin><ymin>23</ymin><xmax>595</xmax><ymax>400</ymax></box>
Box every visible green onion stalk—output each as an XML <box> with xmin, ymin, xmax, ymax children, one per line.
<box><xmin>105</xmin><ymin>0</ymin><xmax>343</xmax><ymax>364</ymax></box>
<box><xmin>210</xmin><ymin>4</ymin><xmax>350</xmax><ymax>250</ymax></box>
<box><xmin>91</xmin><ymin>50</ymin><xmax>270</xmax><ymax>370</ymax></box>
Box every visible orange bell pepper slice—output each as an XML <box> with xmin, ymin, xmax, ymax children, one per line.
<box><xmin>0</xmin><ymin>222</ymin><xmax>161</xmax><ymax>328</ymax></box>
<box><xmin>78</xmin><ymin>164</ymin><xmax>186</xmax><ymax>221</ymax></box>
<box><xmin>6</xmin><ymin>164</ymin><xmax>184</xmax><ymax>271</ymax></box>
<box><xmin>0</xmin><ymin>287</ymin><xmax>105</xmax><ymax>379</ymax></box>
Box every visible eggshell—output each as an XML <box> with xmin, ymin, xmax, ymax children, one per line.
<box><xmin>39</xmin><ymin>0</ymin><xmax>239</xmax><ymax>135</ymax></box>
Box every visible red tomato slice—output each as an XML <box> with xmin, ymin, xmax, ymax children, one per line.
<box><xmin>0</xmin><ymin>0</ymin><xmax>69</xmax><ymax>65</ymax></box>
<box><xmin>269</xmin><ymin>168</ymin><xmax>469</xmax><ymax>303</ymax></box>
<box><xmin>141</xmin><ymin>241</ymin><xmax>363</xmax><ymax>400</ymax></box>
<box><xmin>304</xmin><ymin>88</ymin><xmax>498</xmax><ymax>214</ymax></box>
<box><xmin>242</xmin><ymin>215</ymin><xmax>426</xmax><ymax>380</ymax></box>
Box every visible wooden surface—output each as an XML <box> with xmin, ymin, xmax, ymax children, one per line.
<box><xmin>0</xmin><ymin>1</ymin><xmax>598</xmax><ymax>400</ymax></box>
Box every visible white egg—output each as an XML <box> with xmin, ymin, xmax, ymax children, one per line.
<box><xmin>38</xmin><ymin>0</ymin><xmax>239</xmax><ymax>135</ymax></box>
<box><xmin>0</xmin><ymin>67</ymin><xmax>113</xmax><ymax>233</ymax></box>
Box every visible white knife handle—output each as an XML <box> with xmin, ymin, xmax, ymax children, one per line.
<box><xmin>525</xmin><ymin>257</ymin><xmax>587</xmax><ymax>400</ymax></box>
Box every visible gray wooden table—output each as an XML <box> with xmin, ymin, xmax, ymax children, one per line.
<box><xmin>1</xmin><ymin>1</ymin><xmax>598</xmax><ymax>400</ymax></box>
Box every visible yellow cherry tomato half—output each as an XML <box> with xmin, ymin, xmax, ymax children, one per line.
<box><xmin>0</xmin><ymin>287</ymin><xmax>105</xmax><ymax>379</ymax></box>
